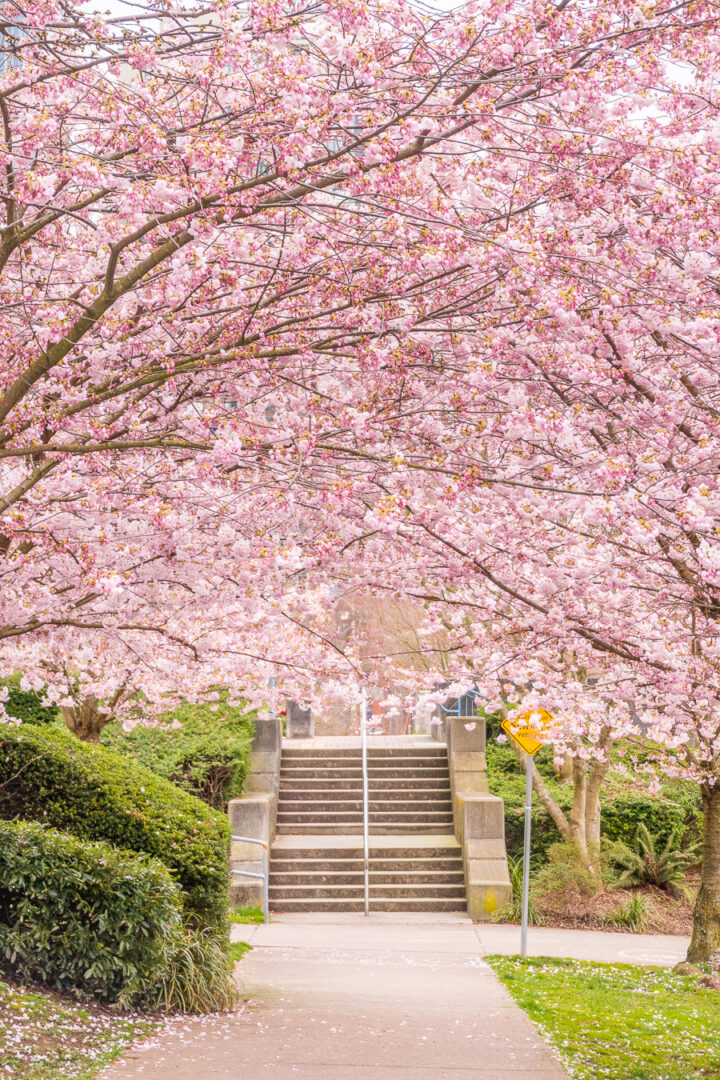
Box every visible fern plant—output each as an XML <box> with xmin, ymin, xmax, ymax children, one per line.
<box><xmin>610</xmin><ymin>824</ymin><xmax>699</xmax><ymax>892</ymax></box>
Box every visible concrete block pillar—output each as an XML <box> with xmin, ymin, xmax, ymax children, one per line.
<box><xmin>228</xmin><ymin>715</ymin><xmax>282</xmax><ymax>908</ymax></box>
<box><xmin>286</xmin><ymin>699</ymin><xmax>314</xmax><ymax>738</ymax></box>
<box><xmin>446</xmin><ymin>714</ymin><xmax>511</xmax><ymax>921</ymax></box>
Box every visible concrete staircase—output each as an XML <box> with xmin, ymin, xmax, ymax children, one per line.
<box><xmin>269</xmin><ymin>744</ymin><xmax>467</xmax><ymax>912</ymax></box>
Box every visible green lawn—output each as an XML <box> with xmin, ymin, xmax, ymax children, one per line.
<box><xmin>487</xmin><ymin>956</ymin><xmax>720</xmax><ymax>1080</ymax></box>
<box><xmin>0</xmin><ymin>978</ymin><xmax>157</xmax><ymax>1080</ymax></box>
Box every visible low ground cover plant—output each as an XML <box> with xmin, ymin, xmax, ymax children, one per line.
<box><xmin>0</xmin><ymin>976</ymin><xmax>158</xmax><ymax>1080</ymax></box>
<box><xmin>0</xmin><ymin>725</ymin><xmax>231</xmax><ymax>936</ymax></box>
<box><xmin>487</xmin><ymin>956</ymin><xmax>720</xmax><ymax>1080</ymax></box>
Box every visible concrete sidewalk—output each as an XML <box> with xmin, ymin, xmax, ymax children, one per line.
<box><xmin>103</xmin><ymin>914</ymin><xmax>569</xmax><ymax>1080</ymax></box>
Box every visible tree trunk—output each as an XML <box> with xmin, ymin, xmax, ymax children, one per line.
<box><xmin>61</xmin><ymin>696</ymin><xmax>112</xmax><ymax>743</ymax></box>
<box><xmin>568</xmin><ymin>757</ymin><xmax>589</xmax><ymax>854</ymax></box>
<box><xmin>585</xmin><ymin>757</ymin><xmax>610</xmax><ymax>863</ymax></box>
<box><xmin>688</xmin><ymin>783</ymin><xmax>720</xmax><ymax>965</ymax></box>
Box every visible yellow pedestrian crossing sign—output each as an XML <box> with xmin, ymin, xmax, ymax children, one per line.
<box><xmin>501</xmin><ymin>709</ymin><xmax>552</xmax><ymax>756</ymax></box>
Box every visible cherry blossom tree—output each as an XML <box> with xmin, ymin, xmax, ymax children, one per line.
<box><xmin>4</xmin><ymin>0</ymin><xmax>720</xmax><ymax>958</ymax></box>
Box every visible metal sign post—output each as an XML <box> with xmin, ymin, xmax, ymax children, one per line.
<box><xmin>520</xmin><ymin>754</ymin><xmax>533</xmax><ymax>957</ymax></box>
<box><xmin>361</xmin><ymin>688</ymin><xmax>370</xmax><ymax>917</ymax></box>
<box><xmin>500</xmin><ymin>709</ymin><xmax>553</xmax><ymax>959</ymax></box>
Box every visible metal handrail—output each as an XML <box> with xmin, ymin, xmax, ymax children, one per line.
<box><xmin>231</xmin><ymin>834</ymin><xmax>269</xmax><ymax>924</ymax></box>
<box><xmin>361</xmin><ymin>689</ymin><xmax>370</xmax><ymax>917</ymax></box>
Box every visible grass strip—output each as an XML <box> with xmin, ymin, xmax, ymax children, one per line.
<box><xmin>487</xmin><ymin>956</ymin><xmax>720</xmax><ymax>1080</ymax></box>
<box><xmin>0</xmin><ymin>978</ymin><xmax>157</xmax><ymax>1080</ymax></box>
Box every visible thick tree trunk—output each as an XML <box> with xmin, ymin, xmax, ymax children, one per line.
<box><xmin>688</xmin><ymin>783</ymin><xmax>720</xmax><ymax>965</ymax></box>
<box><xmin>61</xmin><ymin>696</ymin><xmax>112</xmax><ymax>743</ymax></box>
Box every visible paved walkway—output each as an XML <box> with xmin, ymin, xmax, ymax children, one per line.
<box><xmin>103</xmin><ymin>914</ymin><xmax>570</xmax><ymax>1080</ymax></box>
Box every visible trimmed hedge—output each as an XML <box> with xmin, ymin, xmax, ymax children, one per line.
<box><xmin>0</xmin><ymin>819</ymin><xmax>183</xmax><ymax>1006</ymax></box>
<box><xmin>102</xmin><ymin>700</ymin><xmax>254</xmax><ymax>811</ymax></box>
<box><xmin>0</xmin><ymin>725</ymin><xmax>230</xmax><ymax>936</ymax></box>
<box><xmin>2</xmin><ymin>677</ymin><xmax>59</xmax><ymax>726</ymax></box>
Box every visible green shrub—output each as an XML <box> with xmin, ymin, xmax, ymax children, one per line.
<box><xmin>495</xmin><ymin>854</ymin><xmax>545</xmax><ymax>926</ymax></box>
<box><xmin>486</xmin><ymin>742</ymin><xmax>572</xmax><ymax>861</ymax></box>
<box><xmin>601</xmin><ymin>786</ymin><xmax>701</xmax><ymax>850</ymax></box>
<box><xmin>605</xmin><ymin>893</ymin><xmax>651</xmax><ymax>932</ymax></box>
<box><xmin>0</xmin><ymin>725</ymin><xmax>230</xmax><ymax>936</ymax></box>
<box><xmin>2</xmin><ymin>676</ymin><xmax>59</xmax><ymax>727</ymax></box>
<box><xmin>102</xmin><ymin>699</ymin><xmax>254</xmax><ymax>811</ymax></box>
<box><xmin>0</xmin><ymin>819</ymin><xmax>183</xmax><ymax>1006</ymax></box>
<box><xmin>148</xmin><ymin>925</ymin><xmax>236</xmax><ymax>1014</ymax></box>
<box><xmin>533</xmin><ymin>842</ymin><xmax>600</xmax><ymax>899</ymax></box>
<box><xmin>486</xmin><ymin>739</ymin><xmax>702</xmax><ymax>865</ymax></box>
<box><xmin>607</xmin><ymin>824</ymin><xmax>699</xmax><ymax>893</ymax></box>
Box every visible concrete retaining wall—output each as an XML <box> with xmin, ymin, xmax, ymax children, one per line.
<box><xmin>228</xmin><ymin>716</ymin><xmax>282</xmax><ymax>908</ymax></box>
<box><xmin>446</xmin><ymin>717</ymin><xmax>512</xmax><ymax>920</ymax></box>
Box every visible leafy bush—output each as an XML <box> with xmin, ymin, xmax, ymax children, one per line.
<box><xmin>2</xmin><ymin>677</ymin><xmax>59</xmax><ymax>727</ymax></box>
<box><xmin>148</xmin><ymin>925</ymin><xmax>236</xmax><ymax>1014</ymax></box>
<box><xmin>0</xmin><ymin>820</ymin><xmax>183</xmax><ymax>1006</ymax></box>
<box><xmin>486</xmin><ymin>742</ymin><xmax>573</xmax><ymax>861</ymax></box>
<box><xmin>601</xmin><ymin>786</ymin><xmax>701</xmax><ymax>850</ymax></box>
<box><xmin>608</xmin><ymin>824</ymin><xmax>699</xmax><ymax>893</ymax></box>
<box><xmin>0</xmin><ymin>725</ymin><xmax>231</xmax><ymax>936</ymax></box>
<box><xmin>495</xmin><ymin>854</ymin><xmax>545</xmax><ymax>925</ymax></box>
<box><xmin>533</xmin><ymin>842</ymin><xmax>600</xmax><ymax>899</ymax></box>
<box><xmin>486</xmin><ymin>739</ymin><xmax>702</xmax><ymax>864</ymax></box>
<box><xmin>102</xmin><ymin>699</ymin><xmax>254</xmax><ymax>810</ymax></box>
<box><xmin>605</xmin><ymin>893</ymin><xmax>651</xmax><ymax>932</ymax></box>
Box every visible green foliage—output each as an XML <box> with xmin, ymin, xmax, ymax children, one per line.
<box><xmin>607</xmin><ymin>824</ymin><xmax>699</xmax><ymax>892</ymax></box>
<box><xmin>533</xmin><ymin>842</ymin><xmax>600</xmax><ymax>899</ymax></box>
<box><xmin>495</xmin><ymin>854</ymin><xmax>545</xmax><ymax>925</ymax></box>
<box><xmin>486</xmin><ymin>741</ymin><xmax>572</xmax><ymax>861</ymax></box>
<box><xmin>229</xmin><ymin>941</ymin><xmax>252</xmax><ymax>963</ymax></box>
<box><xmin>601</xmin><ymin>783</ymin><xmax>701</xmax><ymax>850</ymax></box>
<box><xmin>488</xmin><ymin>956</ymin><xmax>720</xmax><ymax>1080</ymax></box>
<box><xmin>147</xmin><ymin>925</ymin><xmax>237</xmax><ymax>1014</ymax></box>
<box><xmin>485</xmin><ymin>739</ymin><xmax>702</xmax><ymax>866</ymax></box>
<box><xmin>0</xmin><ymin>820</ymin><xmax>183</xmax><ymax>1006</ymax></box>
<box><xmin>2</xmin><ymin>676</ymin><xmax>59</xmax><ymax>727</ymax></box>
<box><xmin>0</xmin><ymin>724</ymin><xmax>231</xmax><ymax>936</ymax></box>
<box><xmin>605</xmin><ymin>893</ymin><xmax>651</xmax><ymax>931</ymax></box>
<box><xmin>102</xmin><ymin>699</ymin><xmax>255</xmax><ymax>811</ymax></box>
<box><xmin>0</xmin><ymin>977</ymin><xmax>158</xmax><ymax>1079</ymax></box>
<box><xmin>229</xmin><ymin>905</ymin><xmax>265</xmax><ymax>924</ymax></box>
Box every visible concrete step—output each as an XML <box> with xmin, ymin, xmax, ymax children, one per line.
<box><xmin>282</xmin><ymin>748</ymin><xmax>448</xmax><ymax>758</ymax></box>
<box><xmin>278</xmin><ymin>777</ymin><xmax>451</xmax><ymax>791</ymax></box>
<box><xmin>269</xmin><ymin>897</ymin><xmax>467</xmax><ymax>912</ymax></box>
<box><xmin>270</xmin><ymin>845</ymin><xmax>462</xmax><ymax>860</ymax></box>
<box><xmin>270</xmin><ymin>858</ymin><xmax>464</xmax><ymax>874</ymax></box>
<box><xmin>277</xmin><ymin>823</ymin><xmax>455</xmax><ymax>835</ymax></box>
<box><xmin>277</xmin><ymin>810</ymin><xmax>454</xmax><ymax>824</ymax></box>
<box><xmin>280</xmin><ymin>767</ymin><xmax>448</xmax><ymax>780</ymax></box>
<box><xmin>277</xmin><ymin>799</ymin><xmax>453</xmax><ymax>813</ymax></box>
<box><xmin>278</xmin><ymin>787</ymin><xmax>451</xmax><ymax>800</ymax></box>
<box><xmin>270</xmin><ymin>870</ymin><xmax>466</xmax><ymax>886</ymax></box>
<box><xmin>269</xmin><ymin>883</ymin><xmax>466</xmax><ymax>900</ymax></box>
